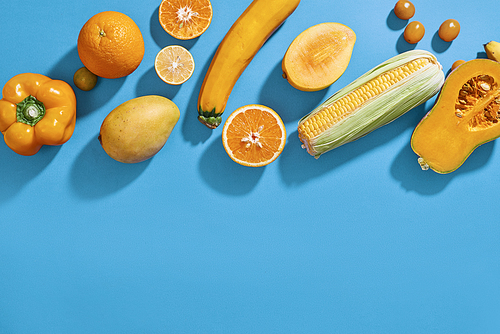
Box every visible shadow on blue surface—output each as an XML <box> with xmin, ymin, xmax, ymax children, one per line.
<box><xmin>74</xmin><ymin>77</ymin><xmax>126</xmax><ymax>117</ymax></box>
<box><xmin>279</xmin><ymin>94</ymin><xmax>496</xmax><ymax>192</ymax></box>
<box><xmin>259</xmin><ymin>62</ymin><xmax>328</xmax><ymax>124</ymax></box>
<box><xmin>198</xmin><ymin>136</ymin><xmax>263</xmax><ymax>195</ymax></box>
<box><xmin>431</xmin><ymin>31</ymin><xmax>452</xmax><ymax>54</ymax></box>
<box><xmin>396</xmin><ymin>33</ymin><xmax>417</xmax><ymax>54</ymax></box>
<box><xmin>181</xmin><ymin>48</ymin><xmax>217</xmax><ymax>146</ymax></box>
<box><xmin>387</xmin><ymin>9</ymin><xmax>417</xmax><ymax>55</ymax></box>
<box><xmin>0</xmin><ymin>145</ymin><xmax>60</xmax><ymax>203</ymax></box>
<box><xmin>136</xmin><ymin>66</ymin><xmax>181</xmax><ymax>99</ymax></box>
<box><xmin>47</xmin><ymin>46</ymin><xmax>80</xmax><ymax>84</ymax></box>
<box><xmin>70</xmin><ymin>134</ymin><xmax>150</xmax><ymax>199</ymax></box>
<box><xmin>48</xmin><ymin>46</ymin><xmax>126</xmax><ymax>118</ymax></box>
<box><xmin>477</xmin><ymin>51</ymin><xmax>488</xmax><ymax>59</ymax></box>
<box><xmin>390</xmin><ymin>140</ymin><xmax>494</xmax><ymax>195</ymax></box>
<box><xmin>386</xmin><ymin>9</ymin><xmax>408</xmax><ymax>31</ymax></box>
<box><xmin>278</xmin><ymin>103</ymin><xmax>429</xmax><ymax>186</ymax></box>
<box><xmin>150</xmin><ymin>6</ymin><xmax>199</xmax><ymax>49</ymax></box>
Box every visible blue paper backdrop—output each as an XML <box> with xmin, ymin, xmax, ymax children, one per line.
<box><xmin>1</xmin><ymin>0</ymin><xmax>499</xmax><ymax>333</ymax></box>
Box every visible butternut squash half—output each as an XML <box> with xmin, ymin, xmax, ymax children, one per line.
<box><xmin>282</xmin><ymin>22</ymin><xmax>356</xmax><ymax>92</ymax></box>
<box><xmin>411</xmin><ymin>59</ymin><xmax>500</xmax><ymax>173</ymax></box>
<box><xmin>197</xmin><ymin>0</ymin><xmax>301</xmax><ymax>129</ymax></box>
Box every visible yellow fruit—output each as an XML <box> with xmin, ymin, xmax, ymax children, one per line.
<box><xmin>404</xmin><ymin>21</ymin><xmax>425</xmax><ymax>44</ymax></box>
<box><xmin>282</xmin><ymin>22</ymin><xmax>356</xmax><ymax>92</ymax></box>
<box><xmin>394</xmin><ymin>0</ymin><xmax>415</xmax><ymax>20</ymax></box>
<box><xmin>484</xmin><ymin>41</ymin><xmax>500</xmax><ymax>62</ymax></box>
<box><xmin>99</xmin><ymin>95</ymin><xmax>180</xmax><ymax>163</ymax></box>
<box><xmin>438</xmin><ymin>19</ymin><xmax>460</xmax><ymax>42</ymax></box>
<box><xmin>155</xmin><ymin>45</ymin><xmax>195</xmax><ymax>85</ymax></box>
<box><xmin>450</xmin><ymin>60</ymin><xmax>465</xmax><ymax>71</ymax></box>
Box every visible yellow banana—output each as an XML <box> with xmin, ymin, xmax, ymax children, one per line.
<box><xmin>484</xmin><ymin>41</ymin><xmax>500</xmax><ymax>62</ymax></box>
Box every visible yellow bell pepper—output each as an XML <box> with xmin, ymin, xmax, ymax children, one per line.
<box><xmin>0</xmin><ymin>73</ymin><xmax>77</xmax><ymax>156</ymax></box>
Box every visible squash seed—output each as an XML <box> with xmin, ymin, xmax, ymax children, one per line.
<box><xmin>480</xmin><ymin>82</ymin><xmax>491</xmax><ymax>91</ymax></box>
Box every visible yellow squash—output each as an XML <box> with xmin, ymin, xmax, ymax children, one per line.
<box><xmin>197</xmin><ymin>0</ymin><xmax>301</xmax><ymax>129</ymax></box>
<box><xmin>411</xmin><ymin>59</ymin><xmax>500</xmax><ymax>173</ymax></box>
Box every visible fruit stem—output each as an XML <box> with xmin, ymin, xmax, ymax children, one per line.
<box><xmin>417</xmin><ymin>157</ymin><xmax>429</xmax><ymax>171</ymax></box>
<box><xmin>198</xmin><ymin>106</ymin><xmax>222</xmax><ymax>129</ymax></box>
<box><xmin>16</xmin><ymin>95</ymin><xmax>46</xmax><ymax>126</ymax></box>
<box><xmin>198</xmin><ymin>115</ymin><xmax>220</xmax><ymax>129</ymax></box>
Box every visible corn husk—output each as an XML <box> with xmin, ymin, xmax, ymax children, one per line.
<box><xmin>298</xmin><ymin>49</ymin><xmax>445</xmax><ymax>158</ymax></box>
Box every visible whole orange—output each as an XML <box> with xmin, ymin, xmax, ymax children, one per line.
<box><xmin>77</xmin><ymin>11</ymin><xmax>145</xmax><ymax>79</ymax></box>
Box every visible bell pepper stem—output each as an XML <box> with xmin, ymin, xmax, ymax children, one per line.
<box><xmin>16</xmin><ymin>95</ymin><xmax>46</xmax><ymax>126</ymax></box>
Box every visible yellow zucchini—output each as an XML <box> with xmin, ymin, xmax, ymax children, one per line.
<box><xmin>197</xmin><ymin>0</ymin><xmax>301</xmax><ymax>129</ymax></box>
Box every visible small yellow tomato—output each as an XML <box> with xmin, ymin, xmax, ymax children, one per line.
<box><xmin>404</xmin><ymin>21</ymin><xmax>425</xmax><ymax>44</ymax></box>
<box><xmin>73</xmin><ymin>67</ymin><xmax>98</xmax><ymax>91</ymax></box>
<box><xmin>451</xmin><ymin>60</ymin><xmax>466</xmax><ymax>71</ymax></box>
<box><xmin>439</xmin><ymin>19</ymin><xmax>460</xmax><ymax>42</ymax></box>
<box><xmin>394</xmin><ymin>0</ymin><xmax>415</xmax><ymax>20</ymax></box>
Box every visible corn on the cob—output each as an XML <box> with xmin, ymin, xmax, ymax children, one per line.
<box><xmin>298</xmin><ymin>50</ymin><xmax>445</xmax><ymax>157</ymax></box>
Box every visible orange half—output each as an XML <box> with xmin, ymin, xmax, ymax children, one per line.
<box><xmin>159</xmin><ymin>0</ymin><xmax>213</xmax><ymax>40</ymax></box>
<box><xmin>222</xmin><ymin>105</ymin><xmax>286</xmax><ymax>167</ymax></box>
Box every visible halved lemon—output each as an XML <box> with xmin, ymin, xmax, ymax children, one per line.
<box><xmin>222</xmin><ymin>104</ymin><xmax>286</xmax><ymax>167</ymax></box>
<box><xmin>154</xmin><ymin>45</ymin><xmax>195</xmax><ymax>85</ymax></box>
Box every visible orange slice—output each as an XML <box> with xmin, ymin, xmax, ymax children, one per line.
<box><xmin>159</xmin><ymin>0</ymin><xmax>213</xmax><ymax>40</ymax></box>
<box><xmin>155</xmin><ymin>45</ymin><xmax>195</xmax><ymax>85</ymax></box>
<box><xmin>222</xmin><ymin>104</ymin><xmax>286</xmax><ymax>167</ymax></box>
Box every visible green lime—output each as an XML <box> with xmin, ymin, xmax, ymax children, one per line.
<box><xmin>73</xmin><ymin>66</ymin><xmax>98</xmax><ymax>91</ymax></box>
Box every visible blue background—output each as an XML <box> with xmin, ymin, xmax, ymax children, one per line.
<box><xmin>1</xmin><ymin>0</ymin><xmax>499</xmax><ymax>333</ymax></box>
